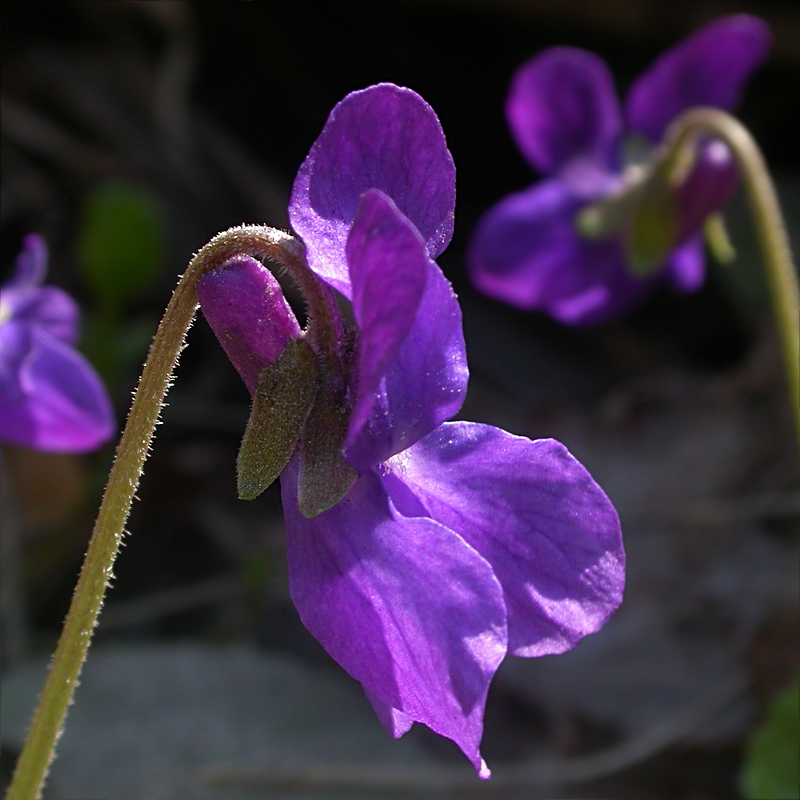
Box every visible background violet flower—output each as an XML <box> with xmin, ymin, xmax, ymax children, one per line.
<box><xmin>468</xmin><ymin>15</ymin><xmax>771</xmax><ymax>325</ymax></box>
<box><xmin>0</xmin><ymin>234</ymin><xmax>114</xmax><ymax>452</ymax></box>
<box><xmin>199</xmin><ymin>84</ymin><xmax>625</xmax><ymax>777</ymax></box>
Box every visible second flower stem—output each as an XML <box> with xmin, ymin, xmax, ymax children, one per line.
<box><xmin>665</xmin><ymin>108</ymin><xmax>800</xmax><ymax>442</ymax></box>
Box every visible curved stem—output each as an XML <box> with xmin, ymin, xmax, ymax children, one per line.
<box><xmin>6</xmin><ymin>225</ymin><xmax>307</xmax><ymax>800</ymax></box>
<box><xmin>664</xmin><ymin>108</ymin><xmax>800</xmax><ymax>441</ymax></box>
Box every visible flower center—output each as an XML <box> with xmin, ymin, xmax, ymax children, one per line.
<box><xmin>0</xmin><ymin>296</ymin><xmax>11</xmax><ymax>326</ymax></box>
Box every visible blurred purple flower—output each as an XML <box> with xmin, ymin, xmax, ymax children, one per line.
<box><xmin>0</xmin><ymin>235</ymin><xmax>114</xmax><ymax>452</ymax></box>
<box><xmin>199</xmin><ymin>84</ymin><xmax>624</xmax><ymax>777</ymax></box>
<box><xmin>469</xmin><ymin>15</ymin><xmax>770</xmax><ymax>325</ymax></box>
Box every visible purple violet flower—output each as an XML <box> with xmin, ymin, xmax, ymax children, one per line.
<box><xmin>198</xmin><ymin>84</ymin><xmax>625</xmax><ymax>777</ymax></box>
<box><xmin>0</xmin><ymin>235</ymin><xmax>114</xmax><ymax>452</ymax></box>
<box><xmin>468</xmin><ymin>15</ymin><xmax>771</xmax><ymax>325</ymax></box>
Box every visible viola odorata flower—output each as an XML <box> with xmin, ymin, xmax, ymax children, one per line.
<box><xmin>0</xmin><ymin>235</ymin><xmax>114</xmax><ymax>451</ymax></box>
<box><xmin>198</xmin><ymin>84</ymin><xmax>625</xmax><ymax>777</ymax></box>
<box><xmin>469</xmin><ymin>15</ymin><xmax>771</xmax><ymax>325</ymax></box>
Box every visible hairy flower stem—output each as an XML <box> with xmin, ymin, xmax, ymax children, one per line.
<box><xmin>664</xmin><ymin>108</ymin><xmax>800</xmax><ymax>443</ymax></box>
<box><xmin>6</xmin><ymin>225</ymin><xmax>319</xmax><ymax>800</ymax></box>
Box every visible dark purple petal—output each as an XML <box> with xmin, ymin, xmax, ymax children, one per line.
<box><xmin>675</xmin><ymin>138</ymin><xmax>739</xmax><ymax>241</ymax></box>
<box><xmin>626</xmin><ymin>14</ymin><xmax>771</xmax><ymax>142</ymax></box>
<box><xmin>506</xmin><ymin>48</ymin><xmax>622</xmax><ymax>175</ymax></box>
<box><xmin>281</xmin><ymin>460</ymin><xmax>507</xmax><ymax>777</ymax></box>
<box><xmin>197</xmin><ymin>255</ymin><xmax>302</xmax><ymax>395</ymax></box>
<box><xmin>663</xmin><ymin>234</ymin><xmax>705</xmax><ymax>292</ymax></box>
<box><xmin>386</xmin><ymin>422</ymin><xmax>625</xmax><ymax>657</ymax></box>
<box><xmin>345</xmin><ymin>190</ymin><xmax>428</xmax><ymax>442</ymax></box>
<box><xmin>344</xmin><ymin>259</ymin><xmax>468</xmax><ymax>470</ymax></box>
<box><xmin>0</xmin><ymin>323</ymin><xmax>114</xmax><ymax>452</ymax></box>
<box><xmin>7</xmin><ymin>234</ymin><xmax>47</xmax><ymax>289</ymax></box>
<box><xmin>289</xmin><ymin>84</ymin><xmax>456</xmax><ymax>297</ymax></box>
<box><xmin>468</xmin><ymin>179</ymin><xmax>653</xmax><ymax>325</ymax></box>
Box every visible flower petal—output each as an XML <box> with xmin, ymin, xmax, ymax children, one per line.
<box><xmin>506</xmin><ymin>48</ymin><xmax>622</xmax><ymax>175</ymax></box>
<box><xmin>289</xmin><ymin>83</ymin><xmax>456</xmax><ymax>297</ymax></box>
<box><xmin>281</xmin><ymin>460</ymin><xmax>507</xmax><ymax>777</ymax></box>
<box><xmin>363</xmin><ymin>688</ymin><xmax>415</xmax><ymax>738</ymax></box>
<box><xmin>344</xmin><ymin>258</ymin><xmax>468</xmax><ymax>470</ymax></box>
<box><xmin>675</xmin><ymin>138</ymin><xmax>739</xmax><ymax>241</ymax></box>
<box><xmin>386</xmin><ymin>422</ymin><xmax>625</xmax><ymax>657</ymax></box>
<box><xmin>197</xmin><ymin>255</ymin><xmax>302</xmax><ymax>395</ymax></box>
<box><xmin>626</xmin><ymin>14</ymin><xmax>771</xmax><ymax>143</ymax></box>
<box><xmin>0</xmin><ymin>323</ymin><xmax>114</xmax><ymax>452</ymax></box>
<box><xmin>345</xmin><ymin>190</ymin><xmax>429</xmax><ymax>442</ymax></box>
<box><xmin>7</xmin><ymin>234</ymin><xmax>47</xmax><ymax>289</ymax></box>
<box><xmin>468</xmin><ymin>179</ymin><xmax>652</xmax><ymax>325</ymax></box>
<box><xmin>2</xmin><ymin>285</ymin><xmax>80</xmax><ymax>346</ymax></box>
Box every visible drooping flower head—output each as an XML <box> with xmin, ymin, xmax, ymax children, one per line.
<box><xmin>0</xmin><ymin>235</ymin><xmax>114</xmax><ymax>451</ymax></box>
<box><xmin>198</xmin><ymin>84</ymin><xmax>625</xmax><ymax>777</ymax></box>
<box><xmin>469</xmin><ymin>15</ymin><xmax>771</xmax><ymax>325</ymax></box>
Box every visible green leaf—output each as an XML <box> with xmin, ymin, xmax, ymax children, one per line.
<box><xmin>741</xmin><ymin>673</ymin><xmax>800</xmax><ymax>800</ymax></box>
<box><xmin>237</xmin><ymin>338</ymin><xmax>318</xmax><ymax>501</ymax></box>
<box><xmin>77</xmin><ymin>182</ymin><xmax>165</xmax><ymax>308</ymax></box>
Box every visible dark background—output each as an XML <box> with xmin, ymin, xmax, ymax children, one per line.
<box><xmin>2</xmin><ymin>2</ymin><xmax>798</xmax><ymax>798</ymax></box>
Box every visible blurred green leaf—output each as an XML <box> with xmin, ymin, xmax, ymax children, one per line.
<box><xmin>741</xmin><ymin>673</ymin><xmax>800</xmax><ymax>799</ymax></box>
<box><xmin>77</xmin><ymin>182</ymin><xmax>165</xmax><ymax>309</ymax></box>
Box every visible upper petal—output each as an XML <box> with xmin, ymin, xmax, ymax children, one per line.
<box><xmin>280</xmin><ymin>460</ymin><xmax>507</xmax><ymax>777</ymax></box>
<box><xmin>626</xmin><ymin>14</ymin><xmax>771</xmax><ymax>143</ymax></box>
<box><xmin>6</xmin><ymin>234</ymin><xmax>48</xmax><ymax>290</ymax></box>
<box><xmin>344</xmin><ymin>258</ymin><xmax>468</xmax><ymax>470</ymax></box>
<box><xmin>506</xmin><ymin>48</ymin><xmax>622</xmax><ymax>175</ymax></box>
<box><xmin>386</xmin><ymin>422</ymin><xmax>625</xmax><ymax>657</ymax></box>
<box><xmin>197</xmin><ymin>255</ymin><xmax>303</xmax><ymax>395</ymax></box>
<box><xmin>468</xmin><ymin>179</ymin><xmax>653</xmax><ymax>325</ymax></box>
<box><xmin>289</xmin><ymin>83</ymin><xmax>456</xmax><ymax>297</ymax></box>
<box><xmin>0</xmin><ymin>323</ymin><xmax>114</xmax><ymax>452</ymax></box>
<box><xmin>345</xmin><ymin>190</ymin><xmax>429</xmax><ymax>442</ymax></box>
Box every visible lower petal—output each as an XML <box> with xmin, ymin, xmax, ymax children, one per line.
<box><xmin>387</xmin><ymin>421</ymin><xmax>625</xmax><ymax>657</ymax></box>
<box><xmin>280</xmin><ymin>460</ymin><xmax>507</xmax><ymax>776</ymax></box>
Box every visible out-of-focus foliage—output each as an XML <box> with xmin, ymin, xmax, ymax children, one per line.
<box><xmin>740</xmin><ymin>673</ymin><xmax>800</xmax><ymax>800</ymax></box>
<box><xmin>77</xmin><ymin>182</ymin><xmax>165</xmax><ymax>310</ymax></box>
<box><xmin>75</xmin><ymin>182</ymin><xmax>165</xmax><ymax>383</ymax></box>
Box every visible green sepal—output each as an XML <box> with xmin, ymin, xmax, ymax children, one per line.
<box><xmin>237</xmin><ymin>338</ymin><xmax>319</xmax><ymax>501</ymax></box>
<box><xmin>624</xmin><ymin>173</ymin><xmax>680</xmax><ymax>277</ymax></box>
<box><xmin>704</xmin><ymin>212</ymin><xmax>737</xmax><ymax>264</ymax></box>
<box><xmin>297</xmin><ymin>381</ymin><xmax>357</xmax><ymax>519</ymax></box>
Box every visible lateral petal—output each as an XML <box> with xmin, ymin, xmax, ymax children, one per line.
<box><xmin>345</xmin><ymin>190</ymin><xmax>428</xmax><ymax>444</ymax></box>
<box><xmin>344</xmin><ymin>258</ymin><xmax>468</xmax><ymax>470</ymax></box>
<box><xmin>387</xmin><ymin>422</ymin><xmax>625</xmax><ymax>657</ymax></box>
